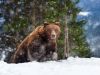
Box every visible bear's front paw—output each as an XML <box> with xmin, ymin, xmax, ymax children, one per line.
<box><xmin>52</xmin><ymin>52</ymin><xmax>58</xmax><ymax>60</ymax></box>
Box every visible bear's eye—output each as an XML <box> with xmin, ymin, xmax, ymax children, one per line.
<box><xmin>47</xmin><ymin>29</ymin><xmax>52</xmax><ymax>32</ymax></box>
<box><xmin>45</xmin><ymin>29</ymin><xmax>47</xmax><ymax>32</ymax></box>
<box><xmin>55</xmin><ymin>29</ymin><xmax>58</xmax><ymax>32</ymax></box>
<box><xmin>45</xmin><ymin>29</ymin><xmax>51</xmax><ymax>33</ymax></box>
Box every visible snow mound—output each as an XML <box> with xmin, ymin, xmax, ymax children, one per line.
<box><xmin>0</xmin><ymin>57</ymin><xmax>100</xmax><ymax>75</ymax></box>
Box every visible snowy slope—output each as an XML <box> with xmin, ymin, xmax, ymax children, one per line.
<box><xmin>0</xmin><ymin>57</ymin><xmax>100</xmax><ymax>75</ymax></box>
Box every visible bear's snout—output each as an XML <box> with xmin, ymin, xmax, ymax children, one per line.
<box><xmin>51</xmin><ymin>30</ymin><xmax>56</xmax><ymax>40</ymax></box>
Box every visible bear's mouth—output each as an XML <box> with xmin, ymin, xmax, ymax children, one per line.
<box><xmin>50</xmin><ymin>37</ymin><xmax>56</xmax><ymax>40</ymax></box>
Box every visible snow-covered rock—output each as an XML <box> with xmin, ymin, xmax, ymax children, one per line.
<box><xmin>0</xmin><ymin>57</ymin><xmax>100</xmax><ymax>75</ymax></box>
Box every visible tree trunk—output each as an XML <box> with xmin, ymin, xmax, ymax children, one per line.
<box><xmin>64</xmin><ymin>17</ymin><xmax>69</xmax><ymax>59</ymax></box>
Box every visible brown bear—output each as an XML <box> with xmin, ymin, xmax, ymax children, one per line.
<box><xmin>10</xmin><ymin>22</ymin><xmax>61</xmax><ymax>63</ymax></box>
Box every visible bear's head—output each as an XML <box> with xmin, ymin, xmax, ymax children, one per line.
<box><xmin>43</xmin><ymin>22</ymin><xmax>61</xmax><ymax>42</ymax></box>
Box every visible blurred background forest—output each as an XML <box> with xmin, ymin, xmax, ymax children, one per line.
<box><xmin>0</xmin><ymin>0</ymin><xmax>91</xmax><ymax>62</ymax></box>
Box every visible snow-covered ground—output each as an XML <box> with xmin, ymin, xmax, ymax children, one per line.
<box><xmin>0</xmin><ymin>57</ymin><xmax>100</xmax><ymax>75</ymax></box>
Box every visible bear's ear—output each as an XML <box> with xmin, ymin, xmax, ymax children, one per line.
<box><xmin>55</xmin><ymin>22</ymin><xmax>60</xmax><ymax>26</ymax></box>
<box><xmin>43</xmin><ymin>22</ymin><xmax>49</xmax><ymax>27</ymax></box>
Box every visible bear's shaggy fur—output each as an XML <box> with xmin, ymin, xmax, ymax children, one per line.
<box><xmin>10</xmin><ymin>22</ymin><xmax>61</xmax><ymax>63</ymax></box>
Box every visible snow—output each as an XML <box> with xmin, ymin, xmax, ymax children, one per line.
<box><xmin>93</xmin><ymin>22</ymin><xmax>100</xmax><ymax>29</ymax></box>
<box><xmin>0</xmin><ymin>17</ymin><xmax>5</xmax><ymax>27</ymax></box>
<box><xmin>0</xmin><ymin>57</ymin><xmax>100</xmax><ymax>75</ymax></box>
<box><xmin>78</xmin><ymin>12</ymin><xmax>91</xmax><ymax>16</ymax></box>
